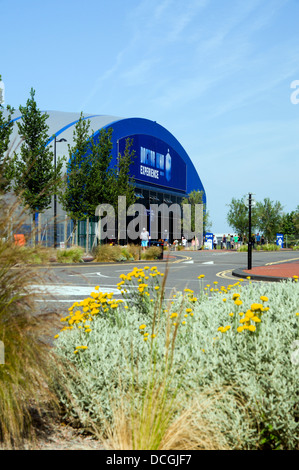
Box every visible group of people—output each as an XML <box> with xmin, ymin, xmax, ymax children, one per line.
<box><xmin>214</xmin><ymin>233</ymin><xmax>265</xmax><ymax>250</ymax></box>
<box><xmin>140</xmin><ymin>229</ymin><xmax>192</xmax><ymax>250</ymax></box>
<box><xmin>217</xmin><ymin>234</ymin><xmax>241</xmax><ymax>250</ymax></box>
<box><xmin>140</xmin><ymin>229</ymin><xmax>266</xmax><ymax>251</ymax></box>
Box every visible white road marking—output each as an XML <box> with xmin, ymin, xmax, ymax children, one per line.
<box><xmin>29</xmin><ymin>285</ymin><xmax>119</xmax><ymax>296</ymax></box>
<box><xmin>69</xmin><ymin>272</ymin><xmax>111</xmax><ymax>278</ymax></box>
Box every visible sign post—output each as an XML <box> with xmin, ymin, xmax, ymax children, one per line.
<box><xmin>205</xmin><ymin>232</ymin><xmax>213</xmax><ymax>250</ymax></box>
<box><xmin>276</xmin><ymin>233</ymin><xmax>284</xmax><ymax>249</ymax></box>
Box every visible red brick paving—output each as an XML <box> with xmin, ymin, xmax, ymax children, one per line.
<box><xmin>243</xmin><ymin>261</ymin><xmax>299</xmax><ymax>279</ymax></box>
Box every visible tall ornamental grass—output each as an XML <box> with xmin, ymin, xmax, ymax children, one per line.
<box><xmin>0</xmin><ymin>200</ymin><xmax>59</xmax><ymax>448</ymax></box>
<box><xmin>53</xmin><ymin>267</ymin><xmax>299</xmax><ymax>450</ymax></box>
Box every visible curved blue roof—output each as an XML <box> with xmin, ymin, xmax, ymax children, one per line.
<box><xmin>7</xmin><ymin>111</ymin><xmax>206</xmax><ymax>202</ymax></box>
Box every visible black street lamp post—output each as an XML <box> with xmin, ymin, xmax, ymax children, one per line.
<box><xmin>247</xmin><ymin>192</ymin><xmax>253</xmax><ymax>270</ymax></box>
<box><xmin>54</xmin><ymin>136</ymin><xmax>67</xmax><ymax>248</ymax></box>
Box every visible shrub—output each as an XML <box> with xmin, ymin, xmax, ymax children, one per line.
<box><xmin>260</xmin><ymin>243</ymin><xmax>280</xmax><ymax>251</ymax></box>
<box><xmin>94</xmin><ymin>244</ymin><xmax>126</xmax><ymax>262</ymax></box>
<box><xmin>6</xmin><ymin>245</ymin><xmax>56</xmax><ymax>264</ymax></box>
<box><xmin>56</xmin><ymin>246</ymin><xmax>84</xmax><ymax>263</ymax></box>
<box><xmin>53</xmin><ymin>270</ymin><xmax>299</xmax><ymax>450</ymax></box>
<box><xmin>126</xmin><ymin>244</ymin><xmax>141</xmax><ymax>260</ymax></box>
<box><xmin>141</xmin><ymin>246</ymin><xmax>162</xmax><ymax>260</ymax></box>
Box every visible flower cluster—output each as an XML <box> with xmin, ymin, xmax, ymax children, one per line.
<box><xmin>237</xmin><ymin>296</ymin><xmax>269</xmax><ymax>333</ymax></box>
<box><xmin>55</xmin><ymin>287</ymin><xmax>124</xmax><ymax>353</ymax></box>
<box><xmin>117</xmin><ymin>266</ymin><xmax>165</xmax><ymax>313</ymax></box>
<box><xmin>217</xmin><ymin>292</ymin><xmax>270</xmax><ymax>335</ymax></box>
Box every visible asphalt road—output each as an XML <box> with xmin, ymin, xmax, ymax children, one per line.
<box><xmin>30</xmin><ymin>249</ymin><xmax>299</xmax><ymax>313</ymax></box>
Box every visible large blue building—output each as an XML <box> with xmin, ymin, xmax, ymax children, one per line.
<box><xmin>8</xmin><ymin>111</ymin><xmax>206</xmax><ymax>246</ymax></box>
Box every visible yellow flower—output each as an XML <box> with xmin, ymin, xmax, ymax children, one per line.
<box><xmin>245</xmin><ymin>310</ymin><xmax>254</xmax><ymax>318</ymax></box>
<box><xmin>234</xmin><ymin>299</ymin><xmax>242</xmax><ymax>306</ymax></box>
<box><xmin>251</xmin><ymin>303</ymin><xmax>263</xmax><ymax>311</ymax></box>
<box><xmin>154</xmin><ymin>286</ymin><xmax>159</xmax><ymax>290</ymax></box>
<box><xmin>260</xmin><ymin>295</ymin><xmax>268</xmax><ymax>302</ymax></box>
<box><xmin>232</xmin><ymin>293</ymin><xmax>240</xmax><ymax>299</ymax></box>
<box><xmin>182</xmin><ymin>321</ymin><xmax>186</xmax><ymax>325</ymax></box>
<box><xmin>185</xmin><ymin>308</ymin><xmax>192</xmax><ymax>313</ymax></box>
<box><xmin>237</xmin><ymin>326</ymin><xmax>244</xmax><ymax>333</ymax></box>
<box><xmin>248</xmin><ymin>325</ymin><xmax>256</xmax><ymax>332</ymax></box>
<box><xmin>139</xmin><ymin>324</ymin><xmax>146</xmax><ymax>330</ymax></box>
<box><xmin>252</xmin><ymin>316</ymin><xmax>261</xmax><ymax>323</ymax></box>
<box><xmin>222</xmin><ymin>298</ymin><xmax>227</xmax><ymax>302</ymax></box>
<box><xmin>54</xmin><ymin>334</ymin><xmax>59</xmax><ymax>339</ymax></box>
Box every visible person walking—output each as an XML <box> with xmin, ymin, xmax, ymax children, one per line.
<box><xmin>226</xmin><ymin>234</ymin><xmax>231</xmax><ymax>250</ymax></box>
<box><xmin>140</xmin><ymin>228</ymin><xmax>149</xmax><ymax>251</ymax></box>
<box><xmin>213</xmin><ymin>234</ymin><xmax>217</xmax><ymax>250</ymax></box>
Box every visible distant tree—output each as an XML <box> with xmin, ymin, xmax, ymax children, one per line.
<box><xmin>59</xmin><ymin>113</ymin><xmax>93</xmax><ymax>223</ymax></box>
<box><xmin>110</xmin><ymin>137</ymin><xmax>136</xmax><ymax>210</ymax></box>
<box><xmin>0</xmin><ymin>74</ymin><xmax>14</xmax><ymax>192</ymax></box>
<box><xmin>83</xmin><ymin>127</ymin><xmax>115</xmax><ymax>216</ymax></box>
<box><xmin>293</xmin><ymin>206</ymin><xmax>299</xmax><ymax>235</ymax></box>
<box><xmin>13</xmin><ymin>88</ymin><xmax>64</xmax><ymax>229</ymax></box>
<box><xmin>226</xmin><ymin>195</ymin><xmax>258</xmax><ymax>236</ymax></box>
<box><xmin>279</xmin><ymin>211</ymin><xmax>296</xmax><ymax>238</ymax></box>
<box><xmin>60</xmin><ymin>114</ymin><xmax>117</xmax><ymax>244</ymax></box>
<box><xmin>256</xmin><ymin>197</ymin><xmax>284</xmax><ymax>242</ymax></box>
<box><xmin>181</xmin><ymin>190</ymin><xmax>211</xmax><ymax>236</ymax></box>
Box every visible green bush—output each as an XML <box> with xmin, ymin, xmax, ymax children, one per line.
<box><xmin>141</xmin><ymin>246</ymin><xmax>162</xmax><ymax>260</ymax></box>
<box><xmin>56</xmin><ymin>246</ymin><xmax>84</xmax><ymax>263</ymax></box>
<box><xmin>53</xmin><ymin>271</ymin><xmax>299</xmax><ymax>450</ymax></box>
<box><xmin>94</xmin><ymin>244</ymin><xmax>130</xmax><ymax>262</ymax></box>
<box><xmin>260</xmin><ymin>243</ymin><xmax>280</xmax><ymax>251</ymax></box>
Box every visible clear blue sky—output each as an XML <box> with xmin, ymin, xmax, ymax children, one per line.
<box><xmin>1</xmin><ymin>0</ymin><xmax>299</xmax><ymax>233</ymax></box>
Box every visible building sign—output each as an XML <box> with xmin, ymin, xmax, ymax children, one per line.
<box><xmin>118</xmin><ymin>134</ymin><xmax>187</xmax><ymax>192</ymax></box>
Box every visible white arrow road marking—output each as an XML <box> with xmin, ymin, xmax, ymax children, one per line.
<box><xmin>69</xmin><ymin>272</ymin><xmax>111</xmax><ymax>278</ymax></box>
<box><xmin>29</xmin><ymin>285</ymin><xmax>119</xmax><ymax>296</ymax></box>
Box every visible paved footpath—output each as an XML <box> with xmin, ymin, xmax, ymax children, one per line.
<box><xmin>233</xmin><ymin>258</ymin><xmax>299</xmax><ymax>282</ymax></box>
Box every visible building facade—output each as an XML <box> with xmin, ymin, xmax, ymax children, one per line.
<box><xmin>7</xmin><ymin>111</ymin><xmax>206</xmax><ymax>248</ymax></box>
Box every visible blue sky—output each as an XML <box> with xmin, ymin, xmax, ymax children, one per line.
<box><xmin>1</xmin><ymin>0</ymin><xmax>299</xmax><ymax>233</ymax></box>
